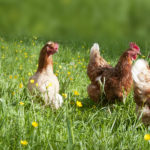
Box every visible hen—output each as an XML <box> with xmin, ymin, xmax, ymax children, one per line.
<box><xmin>87</xmin><ymin>42</ymin><xmax>141</xmax><ymax>103</ymax></box>
<box><xmin>132</xmin><ymin>59</ymin><xmax>150</xmax><ymax>125</ymax></box>
<box><xmin>28</xmin><ymin>41</ymin><xmax>63</xmax><ymax>109</ymax></box>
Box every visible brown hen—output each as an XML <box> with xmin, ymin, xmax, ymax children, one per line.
<box><xmin>87</xmin><ymin>42</ymin><xmax>141</xmax><ymax>103</ymax></box>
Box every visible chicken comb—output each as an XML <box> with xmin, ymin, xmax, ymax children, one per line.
<box><xmin>129</xmin><ymin>42</ymin><xmax>140</xmax><ymax>51</ymax></box>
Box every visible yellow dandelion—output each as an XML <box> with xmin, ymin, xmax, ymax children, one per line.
<box><xmin>9</xmin><ymin>75</ymin><xmax>12</xmax><ymax>79</ymax></box>
<box><xmin>30</xmin><ymin>79</ymin><xmax>34</xmax><ymax>84</ymax></box>
<box><xmin>19</xmin><ymin>65</ymin><xmax>22</xmax><ymax>70</ymax></box>
<box><xmin>28</xmin><ymin>72</ymin><xmax>31</xmax><ymax>76</ymax></box>
<box><xmin>74</xmin><ymin>91</ymin><xmax>79</xmax><ymax>96</ymax></box>
<box><xmin>59</xmin><ymin>65</ymin><xmax>62</xmax><ymax>69</ymax></box>
<box><xmin>67</xmin><ymin>72</ymin><xmax>71</xmax><ymax>76</ymax></box>
<box><xmin>19</xmin><ymin>83</ymin><xmax>23</xmax><ymax>88</ymax></box>
<box><xmin>144</xmin><ymin>134</ymin><xmax>150</xmax><ymax>141</ymax></box>
<box><xmin>76</xmin><ymin>101</ymin><xmax>83</xmax><ymax>107</ymax></box>
<box><xmin>36</xmin><ymin>83</ymin><xmax>38</xmax><ymax>87</ymax></box>
<box><xmin>20</xmin><ymin>140</ymin><xmax>28</xmax><ymax>146</ymax></box>
<box><xmin>1</xmin><ymin>54</ymin><xmax>5</xmax><ymax>59</ymax></box>
<box><xmin>62</xmin><ymin>93</ymin><xmax>67</xmax><ymax>99</ymax></box>
<box><xmin>32</xmin><ymin>121</ymin><xmax>38</xmax><ymax>128</ymax></box>
<box><xmin>14</xmin><ymin>75</ymin><xmax>17</xmax><ymax>79</ymax></box>
<box><xmin>46</xmin><ymin>83</ymin><xmax>52</xmax><ymax>89</ymax></box>
<box><xmin>12</xmin><ymin>92</ymin><xmax>15</xmax><ymax>95</ymax></box>
<box><xmin>55</xmin><ymin>73</ymin><xmax>58</xmax><ymax>76</ymax></box>
<box><xmin>19</xmin><ymin>102</ymin><xmax>24</xmax><ymax>105</ymax></box>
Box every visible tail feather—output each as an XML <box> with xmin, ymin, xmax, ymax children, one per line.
<box><xmin>90</xmin><ymin>43</ymin><xmax>100</xmax><ymax>61</ymax></box>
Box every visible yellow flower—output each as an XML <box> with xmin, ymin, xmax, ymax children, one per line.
<box><xmin>14</xmin><ymin>75</ymin><xmax>17</xmax><ymax>79</ymax></box>
<box><xmin>30</xmin><ymin>79</ymin><xmax>34</xmax><ymax>84</ymax></box>
<box><xmin>1</xmin><ymin>55</ymin><xmax>5</xmax><ymax>59</ymax></box>
<box><xmin>28</xmin><ymin>72</ymin><xmax>31</xmax><ymax>76</ymax></box>
<box><xmin>62</xmin><ymin>93</ymin><xmax>67</xmax><ymax>99</ymax></box>
<box><xmin>32</xmin><ymin>121</ymin><xmax>38</xmax><ymax>128</ymax></box>
<box><xmin>19</xmin><ymin>102</ymin><xmax>24</xmax><ymax>105</ymax></box>
<box><xmin>19</xmin><ymin>65</ymin><xmax>22</xmax><ymax>70</ymax></box>
<box><xmin>144</xmin><ymin>134</ymin><xmax>150</xmax><ymax>141</ymax></box>
<box><xmin>76</xmin><ymin>101</ymin><xmax>83</xmax><ymax>107</ymax></box>
<box><xmin>46</xmin><ymin>83</ymin><xmax>52</xmax><ymax>89</ymax></box>
<box><xmin>55</xmin><ymin>73</ymin><xmax>58</xmax><ymax>76</ymax></box>
<box><xmin>9</xmin><ymin>75</ymin><xmax>12</xmax><ymax>79</ymax></box>
<box><xmin>74</xmin><ymin>91</ymin><xmax>79</xmax><ymax>96</ymax></box>
<box><xmin>19</xmin><ymin>83</ymin><xmax>23</xmax><ymax>88</ymax></box>
<box><xmin>70</xmin><ymin>77</ymin><xmax>73</xmax><ymax>81</ymax></box>
<box><xmin>36</xmin><ymin>83</ymin><xmax>38</xmax><ymax>87</ymax></box>
<box><xmin>12</xmin><ymin>92</ymin><xmax>15</xmax><ymax>96</ymax></box>
<box><xmin>59</xmin><ymin>65</ymin><xmax>62</xmax><ymax>69</ymax></box>
<box><xmin>67</xmin><ymin>72</ymin><xmax>71</xmax><ymax>76</ymax></box>
<box><xmin>21</xmin><ymin>140</ymin><xmax>28</xmax><ymax>146</ymax></box>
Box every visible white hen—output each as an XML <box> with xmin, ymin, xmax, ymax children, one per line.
<box><xmin>28</xmin><ymin>41</ymin><xmax>63</xmax><ymax>109</ymax></box>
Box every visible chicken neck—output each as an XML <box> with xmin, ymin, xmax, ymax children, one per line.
<box><xmin>37</xmin><ymin>54</ymin><xmax>53</xmax><ymax>75</ymax></box>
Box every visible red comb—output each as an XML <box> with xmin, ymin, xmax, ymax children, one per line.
<box><xmin>129</xmin><ymin>42</ymin><xmax>140</xmax><ymax>51</ymax></box>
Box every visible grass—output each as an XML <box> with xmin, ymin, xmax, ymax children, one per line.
<box><xmin>0</xmin><ymin>36</ymin><xmax>150</xmax><ymax>150</ymax></box>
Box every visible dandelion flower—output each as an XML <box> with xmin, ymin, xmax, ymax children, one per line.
<box><xmin>144</xmin><ymin>134</ymin><xmax>150</xmax><ymax>141</ymax></box>
<box><xmin>62</xmin><ymin>93</ymin><xmax>67</xmax><ymax>99</ymax></box>
<box><xmin>19</xmin><ymin>101</ymin><xmax>24</xmax><ymax>105</ymax></box>
<box><xmin>12</xmin><ymin>92</ymin><xmax>15</xmax><ymax>96</ymax></box>
<box><xmin>14</xmin><ymin>75</ymin><xmax>17</xmax><ymax>79</ymax></box>
<box><xmin>19</xmin><ymin>83</ymin><xmax>23</xmax><ymax>88</ymax></box>
<box><xmin>36</xmin><ymin>83</ymin><xmax>38</xmax><ymax>87</ymax></box>
<box><xmin>30</xmin><ymin>79</ymin><xmax>34</xmax><ymax>84</ymax></box>
<box><xmin>28</xmin><ymin>72</ymin><xmax>31</xmax><ymax>76</ymax></box>
<box><xmin>76</xmin><ymin>101</ymin><xmax>83</xmax><ymax>107</ymax></box>
<box><xmin>32</xmin><ymin>121</ymin><xmax>38</xmax><ymax>128</ymax></box>
<box><xmin>9</xmin><ymin>75</ymin><xmax>12</xmax><ymax>79</ymax></box>
<box><xmin>70</xmin><ymin>77</ymin><xmax>73</xmax><ymax>81</ymax></box>
<box><xmin>46</xmin><ymin>83</ymin><xmax>52</xmax><ymax>89</ymax></box>
<box><xmin>59</xmin><ymin>65</ymin><xmax>62</xmax><ymax>69</ymax></box>
<box><xmin>74</xmin><ymin>91</ymin><xmax>79</xmax><ymax>96</ymax></box>
<box><xmin>67</xmin><ymin>72</ymin><xmax>71</xmax><ymax>76</ymax></box>
<box><xmin>21</xmin><ymin>140</ymin><xmax>28</xmax><ymax>146</ymax></box>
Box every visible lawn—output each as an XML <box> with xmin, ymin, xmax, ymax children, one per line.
<box><xmin>0</xmin><ymin>36</ymin><xmax>150</xmax><ymax>150</ymax></box>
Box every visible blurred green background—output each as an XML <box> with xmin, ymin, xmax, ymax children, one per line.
<box><xmin>0</xmin><ymin>0</ymin><xmax>150</xmax><ymax>40</ymax></box>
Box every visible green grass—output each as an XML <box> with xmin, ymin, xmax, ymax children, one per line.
<box><xmin>0</xmin><ymin>36</ymin><xmax>150</xmax><ymax>150</ymax></box>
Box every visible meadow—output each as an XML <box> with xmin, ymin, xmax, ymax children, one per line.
<box><xmin>0</xmin><ymin>36</ymin><xmax>150</xmax><ymax>150</ymax></box>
